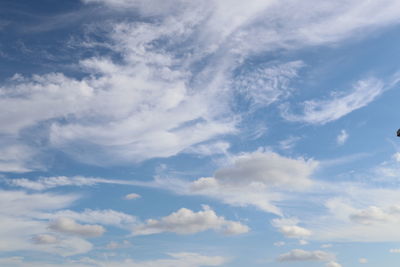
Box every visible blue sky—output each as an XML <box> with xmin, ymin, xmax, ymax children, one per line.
<box><xmin>1</xmin><ymin>0</ymin><xmax>400</xmax><ymax>266</ymax></box>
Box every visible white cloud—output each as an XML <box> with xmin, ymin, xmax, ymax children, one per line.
<box><xmin>2</xmin><ymin>0</ymin><xmax>400</xmax><ymax>169</ymax></box>
<box><xmin>393</xmin><ymin>152</ymin><xmax>400</xmax><ymax>162</ymax></box>
<box><xmin>336</xmin><ymin>130</ymin><xmax>349</xmax><ymax>146</ymax></box>
<box><xmin>326</xmin><ymin>261</ymin><xmax>342</xmax><ymax>267</ymax></box>
<box><xmin>6</xmin><ymin>176</ymin><xmax>149</xmax><ymax>191</ymax></box>
<box><xmin>7</xmin><ymin>176</ymin><xmax>103</xmax><ymax>190</ymax></box>
<box><xmin>32</xmin><ymin>234</ymin><xmax>58</xmax><ymax>244</ymax></box>
<box><xmin>0</xmin><ymin>190</ymin><xmax>77</xmax><ymax>215</ymax></box>
<box><xmin>125</xmin><ymin>193</ymin><xmax>141</xmax><ymax>200</ymax></box>
<box><xmin>0</xmin><ymin>142</ymin><xmax>39</xmax><ymax>173</ymax></box>
<box><xmin>359</xmin><ymin>258</ymin><xmax>368</xmax><ymax>264</ymax></box>
<box><xmin>49</xmin><ymin>218</ymin><xmax>105</xmax><ymax>237</ymax></box>
<box><xmin>349</xmin><ymin>206</ymin><xmax>394</xmax><ymax>225</ymax></box>
<box><xmin>281</xmin><ymin>77</ymin><xmax>385</xmax><ymax>124</ymax></box>
<box><xmin>279</xmin><ymin>136</ymin><xmax>301</xmax><ymax>151</ymax></box>
<box><xmin>82</xmin><ymin>0</ymin><xmax>400</xmax><ymax>51</ymax></box>
<box><xmin>133</xmin><ymin>205</ymin><xmax>249</xmax><ymax>236</ymax></box>
<box><xmin>0</xmin><ymin>252</ymin><xmax>228</xmax><ymax>267</ymax></box>
<box><xmin>390</xmin><ymin>248</ymin><xmax>400</xmax><ymax>253</ymax></box>
<box><xmin>235</xmin><ymin>61</ymin><xmax>305</xmax><ymax>108</ymax></box>
<box><xmin>213</xmin><ymin>151</ymin><xmax>316</xmax><ymax>189</ymax></box>
<box><xmin>0</xmin><ymin>190</ymin><xmax>92</xmax><ymax>256</ymax></box>
<box><xmin>184</xmin><ymin>142</ymin><xmax>230</xmax><ymax>156</ymax></box>
<box><xmin>272</xmin><ymin>218</ymin><xmax>312</xmax><ymax>238</ymax></box>
<box><xmin>301</xmin><ymin>182</ymin><xmax>400</xmax><ymax>242</ymax></box>
<box><xmin>298</xmin><ymin>240</ymin><xmax>308</xmax><ymax>245</ymax></box>
<box><xmin>188</xmin><ymin>150</ymin><xmax>318</xmax><ymax>214</ymax></box>
<box><xmin>277</xmin><ymin>249</ymin><xmax>334</xmax><ymax>262</ymax></box>
<box><xmin>44</xmin><ymin>209</ymin><xmax>137</xmax><ymax>229</ymax></box>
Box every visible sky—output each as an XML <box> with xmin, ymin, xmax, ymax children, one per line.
<box><xmin>1</xmin><ymin>0</ymin><xmax>400</xmax><ymax>266</ymax></box>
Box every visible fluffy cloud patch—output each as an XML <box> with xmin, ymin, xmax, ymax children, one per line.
<box><xmin>272</xmin><ymin>218</ymin><xmax>312</xmax><ymax>238</ymax></box>
<box><xmin>49</xmin><ymin>218</ymin><xmax>105</xmax><ymax>237</ymax></box>
<box><xmin>213</xmin><ymin>151</ymin><xmax>316</xmax><ymax>189</ymax></box>
<box><xmin>133</xmin><ymin>205</ymin><xmax>249</xmax><ymax>236</ymax></box>
<box><xmin>277</xmin><ymin>249</ymin><xmax>334</xmax><ymax>262</ymax></box>
<box><xmin>188</xmin><ymin>151</ymin><xmax>318</xmax><ymax>214</ymax></box>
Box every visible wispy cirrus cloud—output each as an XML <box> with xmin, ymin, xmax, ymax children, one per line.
<box><xmin>2</xmin><ymin>0</ymin><xmax>400</xmax><ymax>169</ymax></box>
<box><xmin>281</xmin><ymin>77</ymin><xmax>386</xmax><ymax>124</ymax></box>
<box><xmin>6</xmin><ymin>175</ymin><xmax>149</xmax><ymax>190</ymax></box>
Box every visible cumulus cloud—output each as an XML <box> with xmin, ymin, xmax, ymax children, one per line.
<box><xmin>49</xmin><ymin>218</ymin><xmax>105</xmax><ymax>237</ymax></box>
<box><xmin>359</xmin><ymin>258</ymin><xmax>368</xmax><ymax>264</ymax></box>
<box><xmin>133</xmin><ymin>205</ymin><xmax>249</xmax><ymax>236</ymax></box>
<box><xmin>213</xmin><ymin>151</ymin><xmax>316</xmax><ymax>189</ymax></box>
<box><xmin>188</xmin><ymin>150</ymin><xmax>318</xmax><ymax>214</ymax></box>
<box><xmin>277</xmin><ymin>249</ymin><xmax>334</xmax><ymax>262</ymax></box>
<box><xmin>281</xmin><ymin>77</ymin><xmax>385</xmax><ymax>124</ymax></box>
<box><xmin>272</xmin><ymin>218</ymin><xmax>312</xmax><ymax>238</ymax></box>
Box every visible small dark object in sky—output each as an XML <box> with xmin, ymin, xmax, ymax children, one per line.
<box><xmin>397</xmin><ymin>129</ymin><xmax>400</xmax><ymax>137</ymax></box>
